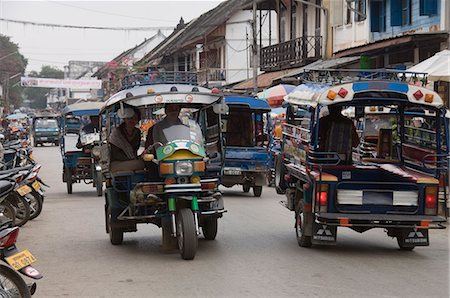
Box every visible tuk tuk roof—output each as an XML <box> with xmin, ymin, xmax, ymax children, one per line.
<box><xmin>62</xmin><ymin>102</ymin><xmax>104</xmax><ymax>116</ymax></box>
<box><xmin>102</xmin><ymin>84</ymin><xmax>222</xmax><ymax>111</ymax></box>
<box><xmin>285</xmin><ymin>81</ymin><xmax>444</xmax><ymax>108</ymax></box>
<box><xmin>224</xmin><ymin>95</ymin><xmax>271</xmax><ymax>111</ymax></box>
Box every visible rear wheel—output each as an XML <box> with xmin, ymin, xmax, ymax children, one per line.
<box><xmin>0</xmin><ymin>201</ymin><xmax>16</xmax><ymax>226</ymax></box>
<box><xmin>177</xmin><ymin>208</ymin><xmax>198</xmax><ymax>260</ymax></box>
<box><xmin>0</xmin><ymin>264</ymin><xmax>32</xmax><ymax>298</ymax></box>
<box><xmin>107</xmin><ymin>207</ymin><xmax>123</xmax><ymax>245</ymax></box>
<box><xmin>27</xmin><ymin>193</ymin><xmax>43</xmax><ymax>220</ymax></box>
<box><xmin>66</xmin><ymin>169</ymin><xmax>73</xmax><ymax>194</ymax></box>
<box><xmin>253</xmin><ymin>186</ymin><xmax>263</xmax><ymax>197</ymax></box>
<box><xmin>242</xmin><ymin>184</ymin><xmax>250</xmax><ymax>193</ymax></box>
<box><xmin>12</xmin><ymin>195</ymin><xmax>31</xmax><ymax>227</ymax></box>
<box><xmin>295</xmin><ymin>202</ymin><xmax>312</xmax><ymax>248</ymax></box>
<box><xmin>396</xmin><ymin>234</ymin><xmax>415</xmax><ymax>251</ymax></box>
<box><xmin>202</xmin><ymin>218</ymin><xmax>218</xmax><ymax>240</ymax></box>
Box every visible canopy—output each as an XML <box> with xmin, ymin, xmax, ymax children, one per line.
<box><xmin>62</xmin><ymin>102</ymin><xmax>104</xmax><ymax>116</ymax></box>
<box><xmin>408</xmin><ymin>50</ymin><xmax>450</xmax><ymax>82</ymax></box>
<box><xmin>6</xmin><ymin>113</ymin><xmax>28</xmax><ymax>120</ymax></box>
<box><xmin>257</xmin><ymin>84</ymin><xmax>296</xmax><ymax>107</ymax></box>
<box><xmin>224</xmin><ymin>96</ymin><xmax>271</xmax><ymax>110</ymax></box>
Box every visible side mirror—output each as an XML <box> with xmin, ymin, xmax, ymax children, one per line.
<box><xmin>213</xmin><ymin>103</ymin><xmax>229</xmax><ymax>115</ymax></box>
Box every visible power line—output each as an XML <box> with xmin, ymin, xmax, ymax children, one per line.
<box><xmin>47</xmin><ymin>0</ymin><xmax>179</xmax><ymax>23</ymax></box>
<box><xmin>0</xmin><ymin>18</ymin><xmax>174</xmax><ymax>31</ymax></box>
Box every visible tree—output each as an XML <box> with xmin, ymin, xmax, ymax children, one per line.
<box><xmin>0</xmin><ymin>34</ymin><xmax>27</xmax><ymax>111</ymax></box>
<box><xmin>24</xmin><ymin>65</ymin><xmax>64</xmax><ymax>109</ymax></box>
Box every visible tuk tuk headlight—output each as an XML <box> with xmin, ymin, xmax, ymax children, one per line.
<box><xmin>92</xmin><ymin>146</ymin><xmax>101</xmax><ymax>158</ymax></box>
<box><xmin>175</xmin><ymin>161</ymin><xmax>193</xmax><ymax>176</ymax></box>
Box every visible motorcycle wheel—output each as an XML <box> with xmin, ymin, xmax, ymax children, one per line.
<box><xmin>107</xmin><ymin>207</ymin><xmax>123</xmax><ymax>245</ymax></box>
<box><xmin>253</xmin><ymin>186</ymin><xmax>263</xmax><ymax>197</ymax></box>
<box><xmin>202</xmin><ymin>218</ymin><xmax>218</xmax><ymax>240</ymax></box>
<box><xmin>0</xmin><ymin>201</ymin><xmax>16</xmax><ymax>226</ymax></box>
<box><xmin>26</xmin><ymin>193</ymin><xmax>43</xmax><ymax>220</ymax></box>
<box><xmin>0</xmin><ymin>264</ymin><xmax>31</xmax><ymax>298</ymax></box>
<box><xmin>11</xmin><ymin>195</ymin><xmax>31</xmax><ymax>227</ymax></box>
<box><xmin>242</xmin><ymin>185</ymin><xmax>250</xmax><ymax>193</ymax></box>
<box><xmin>176</xmin><ymin>208</ymin><xmax>198</xmax><ymax>260</ymax></box>
<box><xmin>65</xmin><ymin>169</ymin><xmax>73</xmax><ymax>194</ymax></box>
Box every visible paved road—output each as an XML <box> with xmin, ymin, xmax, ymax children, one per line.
<box><xmin>17</xmin><ymin>144</ymin><xmax>449</xmax><ymax>297</ymax></box>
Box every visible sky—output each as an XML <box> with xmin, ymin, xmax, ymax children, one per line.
<box><xmin>0</xmin><ymin>0</ymin><xmax>223</xmax><ymax>73</ymax></box>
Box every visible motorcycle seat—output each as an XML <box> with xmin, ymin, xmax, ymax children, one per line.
<box><xmin>0</xmin><ymin>180</ymin><xmax>14</xmax><ymax>197</ymax></box>
<box><xmin>0</xmin><ymin>165</ymin><xmax>33</xmax><ymax>176</ymax></box>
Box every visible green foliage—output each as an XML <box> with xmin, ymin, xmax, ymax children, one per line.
<box><xmin>24</xmin><ymin>65</ymin><xmax>64</xmax><ymax>109</ymax></box>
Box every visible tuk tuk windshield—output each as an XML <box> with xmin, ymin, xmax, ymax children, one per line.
<box><xmin>161</xmin><ymin>122</ymin><xmax>204</xmax><ymax>145</ymax></box>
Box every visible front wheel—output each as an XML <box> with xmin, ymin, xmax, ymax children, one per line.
<box><xmin>107</xmin><ymin>207</ymin><xmax>123</xmax><ymax>245</ymax></box>
<box><xmin>243</xmin><ymin>185</ymin><xmax>250</xmax><ymax>193</ymax></box>
<box><xmin>177</xmin><ymin>208</ymin><xmax>198</xmax><ymax>260</ymax></box>
<box><xmin>65</xmin><ymin>169</ymin><xmax>73</xmax><ymax>194</ymax></box>
<box><xmin>295</xmin><ymin>202</ymin><xmax>312</xmax><ymax>247</ymax></box>
<box><xmin>202</xmin><ymin>218</ymin><xmax>218</xmax><ymax>240</ymax></box>
<box><xmin>0</xmin><ymin>264</ymin><xmax>32</xmax><ymax>298</ymax></box>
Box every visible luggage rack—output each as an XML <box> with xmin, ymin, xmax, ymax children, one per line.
<box><xmin>299</xmin><ymin>68</ymin><xmax>429</xmax><ymax>86</ymax></box>
<box><xmin>121</xmin><ymin>71</ymin><xmax>198</xmax><ymax>90</ymax></box>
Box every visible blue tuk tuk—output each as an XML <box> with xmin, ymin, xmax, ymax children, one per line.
<box><xmin>60</xmin><ymin>102</ymin><xmax>104</xmax><ymax>196</ymax></box>
<box><xmin>277</xmin><ymin>69</ymin><xmax>448</xmax><ymax>250</ymax></box>
<box><xmin>221</xmin><ymin>96</ymin><xmax>271</xmax><ymax>197</ymax></box>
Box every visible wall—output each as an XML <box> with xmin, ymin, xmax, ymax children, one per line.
<box><xmin>225</xmin><ymin>9</ymin><xmax>277</xmax><ymax>84</ymax></box>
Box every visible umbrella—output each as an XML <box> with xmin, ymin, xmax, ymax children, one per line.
<box><xmin>408</xmin><ymin>50</ymin><xmax>450</xmax><ymax>82</ymax></box>
<box><xmin>6</xmin><ymin>113</ymin><xmax>28</xmax><ymax>120</ymax></box>
<box><xmin>257</xmin><ymin>84</ymin><xmax>296</xmax><ymax>107</ymax></box>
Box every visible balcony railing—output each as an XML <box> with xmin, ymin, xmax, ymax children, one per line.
<box><xmin>197</xmin><ymin>68</ymin><xmax>227</xmax><ymax>84</ymax></box>
<box><xmin>260</xmin><ymin>36</ymin><xmax>322</xmax><ymax>72</ymax></box>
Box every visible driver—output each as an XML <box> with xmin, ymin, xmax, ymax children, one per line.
<box><xmin>145</xmin><ymin>104</ymin><xmax>182</xmax><ymax>148</ymax></box>
<box><xmin>76</xmin><ymin>115</ymin><xmax>100</xmax><ymax>149</ymax></box>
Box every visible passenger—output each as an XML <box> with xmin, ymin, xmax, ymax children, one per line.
<box><xmin>145</xmin><ymin>104</ymin><xmax>182</xmax><ymax>148</ymax></box>
<box><xmin>76</xmin><ymin>115</ymin><xmax>100</xmax><ymax>149</ymax></box>
<box><xmin>109</xmin><ymin>107</ymin><xmax>144</xmax><ymax>173</ymax></box>
<box><xmin>318</xmin><ymin>105</ymin><xmax>359</xmax><ymax>163</ymax></box>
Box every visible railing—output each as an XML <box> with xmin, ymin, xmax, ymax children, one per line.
<box><xmin>121</xmin><ymin>71</ymin><xmax>198</xmax><ymax>89</ymax></box>
<box><xmin>260</xmin><ymin>36</ymin><xmax>322</xmax><ymax>71</ymax></box>
<box><xmin>197</xmin><ymin>68</ymin><xmax>227</xmax><ymax>84</ymax></box>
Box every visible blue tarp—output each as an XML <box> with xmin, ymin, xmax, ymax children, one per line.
<box><xmin>225</xmin><ymin>96</ymin><xmax>271</xmax><ymax>110</ymax></box>
<box><xmin>62</xmin><ymin>102</ymin><xmax>104</xmax><ymax>116</ymax></box>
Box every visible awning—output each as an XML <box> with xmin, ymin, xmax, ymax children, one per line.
<box><xmin>232</xmin><ymin>69</ymin><xmax>293</xmax><ymax>90</ymax></box>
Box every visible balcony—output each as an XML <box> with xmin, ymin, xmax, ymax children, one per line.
<box><xmin>260</xmin><ymin>36</ymin><xmax>322</xmax><ymax>72</ymax></box>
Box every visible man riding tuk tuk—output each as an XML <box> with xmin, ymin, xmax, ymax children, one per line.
<box><xmin>221</xmin><ymin>95</ymin><xmax>271</xmax><ymax>197</ymax></box>
<box><xmin>276</xmin><ymin>69</ymin><xmax>448</xmax><ymax>250</ymax></box>
<box><xmin>60</xmin><ymin>102</ymin><xmax>104</xmax><ymax>196</ymax></box>
<box><xmin>101</xmin><ymin>71</ymin><xmax>226</xmax><ymax>260</ymax></box>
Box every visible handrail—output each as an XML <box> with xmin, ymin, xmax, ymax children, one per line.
<box><xmin>121</xmin><ymin>71</ymin><xmax>198</xmax><ymax>89</ymax></box>
<box><xmin>422</xmin><ymin>153</ymin><xmax>449</xmax><ymax>171</ymax></box>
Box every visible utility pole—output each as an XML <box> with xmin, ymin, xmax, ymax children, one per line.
<box><xmin>252</xmin><ymin>0</ymin><xmax>258</xmax><ymax>94</ymax></box>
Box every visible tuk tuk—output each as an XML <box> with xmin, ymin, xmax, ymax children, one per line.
<box><xmin>60</xmin><ymin>102</ymin><xmax>104</xmax><ymax>196</ymax></box>
<box><xmin>101</xmin><ymin>71</ymin><xmax>226</xmax><ymax>260</ymax></box>
<box><xmin>276</xmin><ymin>69</ymin><xmax>448</xmax><ymax>250</ymax></box>
<box><xmin>221</xmin><ymin>96</ymin><xmax>271</xmax><ymax>197</ymax></box>
<box><xmin>64</xmin><ymin>116</ymin><xmax>81</xmax><ymax>134</ymax></box>
<box><xmin>32</xmin><ymin>114</ymin><xmax>60</xmax><ymax>147</ymax></box>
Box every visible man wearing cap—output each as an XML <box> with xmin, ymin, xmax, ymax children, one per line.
<box><xmin>145</xmin><ymin>104</ymin><xmax>182</xmax><ymax>148</ymax></box>
<box><xmin>109</xmin><ymin>107</ymin><xmax>144</xmax><ymax>172</ymax></box>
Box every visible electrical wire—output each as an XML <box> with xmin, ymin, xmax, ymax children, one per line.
<box><xmin>0</xmin><ymin>18</ymin><xmax>174</xmax><ymax>31</ymax></box>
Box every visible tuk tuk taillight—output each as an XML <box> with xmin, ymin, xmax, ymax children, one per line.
<box><xmin>425</xmin><ymin>186</ymin><xmax>438</xmax><ymax>215</ymax></box>
<box><xmin>315</xmin><ymin>184</ymin><xmax>329</xmax><ymax>213</ymax></box>
<box><xmin>338</xmin><ymin>88</ymin><xmax>348</xmax><ymax>98</ymax></box>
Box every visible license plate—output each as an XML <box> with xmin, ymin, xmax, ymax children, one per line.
<box><xmin>16</xmin><ymin>185</ymin><xmax>32</xmax><ymax>196</ymax></box>
<box><xmin>224</xmin><ymin>168</ymin><xmax>241</xmax><ymax>175</ymax></box>
<box><xmin>32</xmin><ymin>181</ymin><xmax>41</xmax><ymax>191</ymax></box>
<box><xmin>6</xmin><ymin>250</ymin><xmax>37</xmax><ymax>271</ymax></box>
<box><xmin>40</xmin><ymin>137</ymin><xmax>48</xmax><ymax>141</ymax></box>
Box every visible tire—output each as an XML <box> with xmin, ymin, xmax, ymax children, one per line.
<box><xmin>0</xmin><ymin>264</ymin><xmax>32</xmax><ymax>298</ymax></box>
<box><xmin>26</xmin><ymin>193</ymin><xmax>43</xmax><ymax>220</ymax></box>
<box><xmin>95</xmin><ymin>173</ymin><xmax>103</xmax><ymax>197</ymax></box>
<box><xmin>54</xmin><ymin>141</ymin><xmax>59</xmax><ymax>146</ymax></box>
<box><xmin>275</xmin><ymin>155</ymin><xmax>287</xmax><ymax>194</ymax></box>
<box><xmin>295</xmin><ymin>202</ymin><xmax>312</xmax><ymax>247</ymax></box>
<box><xmin>243</xmin><ymin>184</ymin><xmax>250</xmax><ymax>193</ymax></box>
<box><xmin>107</xmin><ymin>207</ymin><xmax>123</xmax><ymax>245</ymax></box>
<box><xmin>66</xmin><ymin>169</ymin><xmax>73</xmax><ymax>194</ymax></box>
<box><xmin>0</xmin><ymin>201</ymin><xmax>16</xmax><ymax>226</ymax></box>
<box><xmin>202</xmin><ymin>218</ymin><xmax>218</xmax><ymax>240</ymax></box>
<box><xmin>176</xmin><ymin>208</ymin><xmax>198</xmax><ymax>260</ymax></box>
<box><xmin>253</xmin><ymin>186</ymin><xmax>263</xmax><ymax>197</ymax></box>
<box><xmin>33</xmin><ymin>139</ymin><xmax>37</xmax><ymax>147</ymax></box>
<box><xmin>11</xmin><ymin>195</ymin><xmax>31</xmax><ymax>227</ymax></box>
<box><xmin>396</xmin><ymin>235</ymin><xmax>415</xmax><ymax>251</ymax></box>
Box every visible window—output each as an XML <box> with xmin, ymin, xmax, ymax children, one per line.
<box><xmin>346</xmin><ymin>1</ymin><xmax>352</xmax><ymax>24</ymax></box>
<box><xmin>355</xmin><ymin>0</ymin><xmax>366</xmax><ymax>22</ymax></box>
<box><xmin>370</xmin><ymin>0</ymin><xmax>386</xmax><ymax>32</ymax></box>
<box><xmin>391</xmin><ymin>0</ymin><xmax>411</xmax><ymax>26</ymax></box>
<box><xmin>279</xmin><ymin>2</ymin><xmax>287</xmax><ymax>43</ymax></box>
<box><xmin>420</xmin><ymin>0</ymin><xmax>438</xmax><ymax>16</ymax></box>
<box><xmin>291</xmin><ymin>0</ymin><xmax>297</xmax><ymax>39</ymax></box>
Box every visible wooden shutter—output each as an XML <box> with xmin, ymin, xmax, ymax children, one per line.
<box><xmin>390</xmin><ymin>0</ymin><xmax>402</xmax><ymax>26</ymax></box>
<box><xmin>331</xmin><ymin>0</ymin><xmax>344</xmax><ymax>26</ymax></box>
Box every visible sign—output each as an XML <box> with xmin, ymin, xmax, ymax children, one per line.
<box><xmin>21</xmin><ymin>77</ymin><xmax>102</xmax><ymax>90</ymax></box>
